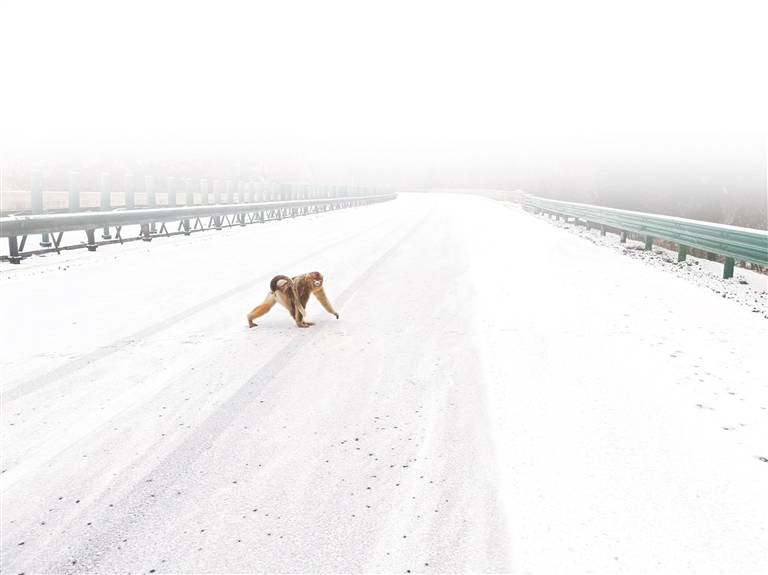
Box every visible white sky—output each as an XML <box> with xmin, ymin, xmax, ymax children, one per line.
<box><xmin>1</xmin><ymin>0</ymin><xmax>766</xmax><ymax>187</ymax></box>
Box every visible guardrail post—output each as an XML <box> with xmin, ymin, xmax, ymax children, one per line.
<box><xmin>200</xmin><ymin>178</ymin><xmax>209</xmax><ymax>205</ymax></box>
<box><xmin>723</xmin><ymin>257</ymin><xmax>735</xmax><ymax>279</ymax></box>
<box><xmin>100</xmin><ymin>173</ymin><xmax>112</xmax><ymax>239</ymax></box>
<box><xmin>85</xmin><ymin>228</ymin><xmax>97</xmax><ymax>251</ymax></box>
<box><xmin>644</xmin><ymin>236</ymin><xmax>654</xmax><ymax>250</ymax></box>
<box><xmin>620</xmin><ymin>231</ymin><xmax>627</xmax><ymax>243</ymax></box>
<box><xmin>68</xmin><ymin>171</ymin><xmax>80</xmax><ymax>212</ymax></box>
<box><xmin>677</xmin><ymin>245</ymin><xmax>688</xmax><ymax>262</ymax></box>
<box><xmin>7</xmin><ymin>236</ymin><xmax>21</xmax><ymax>263</ymax></box>
<box><xmin>124</xmin><ymin>173</ymin><xmax>135</xmax><ymax>209</ymax></box>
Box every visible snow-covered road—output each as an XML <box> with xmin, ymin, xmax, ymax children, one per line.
<box><xmin>2</xmin><ymin>194</ymin><xmax>767</xmax><ymax>574</ymax></box>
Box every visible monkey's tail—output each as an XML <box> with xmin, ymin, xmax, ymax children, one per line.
<box><xmin>270</xmin><ymin>275</ymin><xmax>292</xmax><ymax>293</ymax></box>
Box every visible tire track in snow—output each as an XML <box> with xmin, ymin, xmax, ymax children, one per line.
<box><xmin>50</xmin><ymin>213</ymin><xmax>431</xmax><ymax>574</ymax></box>
<box><xmin>3</xmin><ymin>215</ymin><xmax>398</xmax><ymax>403</ymax></box>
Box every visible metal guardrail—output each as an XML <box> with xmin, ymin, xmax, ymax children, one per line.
<box><xmin>522</xmin><ymin>195</ymin><xmax>768</xmax><ymax>278</ymax></box>
<box><xmin>0</xmin><ymin>193</ymin><xmax>397</xmax><ymax>264</ymax></box>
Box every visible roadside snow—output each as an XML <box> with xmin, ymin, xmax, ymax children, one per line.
<box><xmin>516</xmin><ymin>204</ymin><xmax>767</xmax><ymax>318</ymax></box>
<box><xmin>472</xmin><ymin>199</ymin><xmax>768</xmax><ymax>573</ymax></box>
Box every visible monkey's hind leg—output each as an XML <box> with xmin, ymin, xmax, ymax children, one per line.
<box><xmin>298</xmin><ymin>307</ymin><xmax>314</xmax><ymax>327</ymax></box>
<box><xmin>247</xmin><ymin>293</ymin><xmax>277</xmax><ymax>328</ymax></box>
<box><xmin>293</xmin><ymin>306</ymin><xmax>313</xmax><ymax>328</ymax></box>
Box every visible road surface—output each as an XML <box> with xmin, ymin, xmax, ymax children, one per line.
<box><xmin>2</xmin><ymin>194</ymin><xmax>767</xmax><ymax>573</ymax></box>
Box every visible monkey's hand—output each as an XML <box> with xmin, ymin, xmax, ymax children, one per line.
<box><xmin>334</xmin><ymin>313</ymin><xmax>339</xmax><ymax>319</ymax></box>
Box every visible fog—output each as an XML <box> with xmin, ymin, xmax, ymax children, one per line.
<box><xmin>1</xmin><ymin>0</ymin><xmax>766</xmax><ymax>224</ymax></box>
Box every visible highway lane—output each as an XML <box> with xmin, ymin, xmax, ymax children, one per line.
<box><xmin>2</xmin><ymin>194</ymin><xmax>766</xmax><ymax>573</ymax></box>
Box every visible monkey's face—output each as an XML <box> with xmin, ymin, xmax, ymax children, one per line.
<box><xmin>308</xmin><ymin>271</ymin><xmax>323</xmax><ymax>288</ymax></box>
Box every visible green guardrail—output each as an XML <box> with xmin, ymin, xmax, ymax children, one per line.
<box><xmin>522</xmin><ymin>195</ymin><xmax>768</xmax><ymax>278</ymax></box>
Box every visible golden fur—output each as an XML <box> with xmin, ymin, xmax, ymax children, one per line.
<box><xmin>247</xmin><ymin>271</ymin><xmax>339</xmax><ymax>328</ymax></box>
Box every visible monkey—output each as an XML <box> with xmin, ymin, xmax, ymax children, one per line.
<box><xmin>247</xmin><ymin>271</ymin><xmax>339</xmax><ymax>328</ymax></box>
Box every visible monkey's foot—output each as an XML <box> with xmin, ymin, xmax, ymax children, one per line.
<box><xmin>248</xmin><ymin>322</ymin><xmax>257</xmax><ymax>328</ymax></box>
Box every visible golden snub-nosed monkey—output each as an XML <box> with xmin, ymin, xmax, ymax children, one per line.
<box><xmin>247</xmin><ymin>271</ymin><xmax>339</xmax><ymax>328</ymax></box>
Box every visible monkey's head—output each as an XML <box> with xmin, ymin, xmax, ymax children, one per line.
<box><xmin>307</xmin><ymin>271</ymin><xmax>324</xmax><ymax>289</ymax></box>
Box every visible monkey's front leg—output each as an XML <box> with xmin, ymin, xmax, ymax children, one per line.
<box><xmin>314</xmin><ymin>287</ymin><xmax>340</xmax><ymax>319</ymax></box>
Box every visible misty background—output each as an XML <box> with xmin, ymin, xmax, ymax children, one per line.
<box><xmin>1</xmin><ymin>0</ymin><xmax>766</xmax><ymax>227</ymax></box>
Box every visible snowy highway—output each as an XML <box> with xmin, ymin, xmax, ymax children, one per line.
<box><xmin>2</xmin><ymin>194</ymin><xmax>767</xmax><ymax>573</ymax></box>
